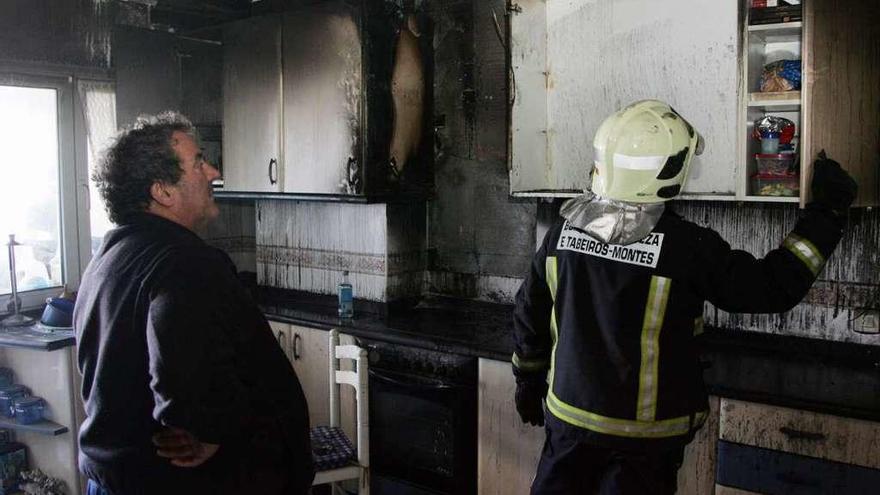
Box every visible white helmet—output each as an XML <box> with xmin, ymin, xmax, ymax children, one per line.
<box><xmin>591</xmin><ymin>100</ymin><xmax>704</xmax><ymax>203</ymax></box>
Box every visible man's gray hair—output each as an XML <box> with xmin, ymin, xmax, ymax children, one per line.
<box><xmin>93</xmin><ymin>111</ymin><xmax>197</xmax><ymax>224</ymax></box>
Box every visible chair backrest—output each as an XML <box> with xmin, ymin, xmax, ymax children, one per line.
<box><xmin>328</xmin><ymin>329</ymin><xmax>369</xmax><ymax>468</ymax></box>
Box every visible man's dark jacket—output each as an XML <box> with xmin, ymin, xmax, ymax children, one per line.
<box><xmin>74</xmin><ymin>213</ymin><xmax>314</xmax><ymax>494</ymax></box>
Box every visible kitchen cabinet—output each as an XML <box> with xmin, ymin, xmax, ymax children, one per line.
<box><xmin>508</xmin><ymin>0</ymin><xmax>740</xmax><ymax>198</ymax></box>
<box><xmin>268</xmin><ymin>321</ymin><xmax>355</xmax><ymax>439</ymax></box>
<box><xmin>222</xmin><ymin>15</ymin><xmax>283</xmax><ymax>193</ymax></box>
<box><xmin>508</xmin><ymin>0</ymin><xmax>879</xmax><ymax>206</ymax></box>
<box><xmin>677</xmin><ymin>396</ymin><xmax>721</xmax><ymax>495</ymax></box>
<box><xmin>221</xmin><ymin>3</ymin><xmax>431</xmax><ymax>197</ymax></box>
<box><xmin>0</xmin><ymin>343</ymin><xmax>81</xmax><ymax>494</ymax></box>
<box><xmin>715</xmin><ymin>399</ymin><xmax>880</xmax><ymax>493</ymax></box>
<box><xmin>477</xmin><ymin>358</ymin><xmax>544</xmax><ymax>495</ymax></box>
<box><xmin>800</xmin><ymin>0</ymin><xmax>879</xmax><ymax>207</ymax></box>
<box><xmin>718</xmin><ymin>399</ymin><xmax>880</xmax><ymax>470</ymax></box>
<box><xmin>476</xmin><ymin>357</ymin><xmax>718</xmax><ymax>495</ymax></box>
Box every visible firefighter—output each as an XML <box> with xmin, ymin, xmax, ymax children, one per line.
<box><xmin>512</xmin><ymin>100</ymin><xmax>857</xmax><ymax>494</ymax></box>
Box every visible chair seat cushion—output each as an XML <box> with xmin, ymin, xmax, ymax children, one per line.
<box><xmin>310</xmin><ymin>426</ymin><xmax>356</xmax><ymax>471</ymax></box>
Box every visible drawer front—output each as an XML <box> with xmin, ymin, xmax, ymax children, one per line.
<box><xmin>715</xmin><ymin>485</ymin><xmax>761</xmax><ymax>494</ymax></box>
<box><xmin>719</xmin><ymin>399</ymin><xmax>880</xmax><ymax>469</ymax></box>
<box><xmin>716</xmin><ymin>440</ymin><xmax>880</xmax><ymax>495</ymax></box>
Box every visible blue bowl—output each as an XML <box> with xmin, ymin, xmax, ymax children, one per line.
<box><xmin>40</xmin><ymin>298</ymin><xmax>74</xmax><ymax>328</ymax></box>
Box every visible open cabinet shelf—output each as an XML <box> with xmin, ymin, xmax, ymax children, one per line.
<box><xmin>0</xmin><ymin>417</ymin><xmax>68</xmax><ymax>436</ymax></box>
<box><xmin>738</xmin><ymin>3</ymin><xmax>804</xmax><ymax>202</ymax></box>
<box><xmin>748</xmin><ymin>91</ymin><xmax>801</xmax><ymax>109</ymax></box>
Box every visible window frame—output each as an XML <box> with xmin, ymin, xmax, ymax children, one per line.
<box><xmin>0</xmin><ymin>70</ymin><xmax>88</xmax><ymax>312</ymax></box>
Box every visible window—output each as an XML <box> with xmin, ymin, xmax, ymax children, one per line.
<box><xmin>78</xmin><ymin>80</ymin><xmax>116</xmax><ymax>256</ymax></box>
<box><xmin>0</xmin><ymin>73</ymin><xmax>81</xmax><ymax>312</ymax></box>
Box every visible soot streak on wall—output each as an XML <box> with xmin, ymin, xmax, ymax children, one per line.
<box><xmin>425</xmin><ymin>0</ymin><xmax>536</xmax><ymax>303</ymax></box>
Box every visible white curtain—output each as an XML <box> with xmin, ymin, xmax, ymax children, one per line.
<box><xmin>77</xmin><ymin>80</ymin><xmax>117</xmax><ymax>254</ymax></box>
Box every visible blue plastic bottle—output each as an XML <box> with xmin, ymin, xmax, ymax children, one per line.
<box><xmin>338</xmin><ymin>270</ymin><xmax>353</xmax><ymax>318</ymax></box>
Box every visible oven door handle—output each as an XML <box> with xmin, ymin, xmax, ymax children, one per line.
<box><xmin>369</xmin><ymin>368</ymin><xmax>458</xmax><ymax>391</ymax></box>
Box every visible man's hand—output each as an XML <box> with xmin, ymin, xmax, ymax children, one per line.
<box><xmin>811</xmin><ymin>151</ymin><xmax>857</xmax><ymax>214</ymax></box>
<box><xmin>153</xmin><ymin>426</ymin><xmax>220</xmax><ymax>468</ymax></box>
<box><xmin>515</xmin><ymin>379</ymin><xmax>548</xmax><ymax>427</ymax></box>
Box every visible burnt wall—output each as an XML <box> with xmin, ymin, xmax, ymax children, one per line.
<box><xmin>0</xmin><ymin>0</ymin><xmax>112</xmax><ymax>69</ymax></box>
<box><xmin>674</xmin><ymin>201</ymin><xmax>879</xmax><ymax>344</ymax></box>
<box><xmin>425</xmin><ymin>0</ymin><xmax>536</xmax><ymax>303</ymax></box>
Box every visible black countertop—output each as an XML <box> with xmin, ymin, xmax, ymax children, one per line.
<box><xmin>259</xmin><ymin>288</ymin><xmax>514</xmax><ymax>360</ymax></box>
<box><xmin>258</xmin><ymin>288</ymin><xmax>880</xmax><ymax>421</ymax></box>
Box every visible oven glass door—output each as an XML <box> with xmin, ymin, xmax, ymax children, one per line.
<box><xmin>369</xmin><ymin>367</ymin><xmax>476</xmax><ymax>494</ymax></box>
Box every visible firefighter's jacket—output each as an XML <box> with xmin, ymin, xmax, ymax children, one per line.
<box><xmin>513</xmin><ymin>207</ymin><xmax>843</xmax><ymax>445</ymax></box>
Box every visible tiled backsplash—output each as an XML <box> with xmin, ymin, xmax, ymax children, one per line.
<box><xmin>674</xmin><ymin>202</ymin><xmax>880</xmax><ymax>344</ymax></box>
<box><xmin>255</xmin><ymin>200</ymin><xmax>426</xmax><ymax>302</ymax></box>
<box><xmin>204</xmin><ymin>200</ymin><xmax>256</xmax><ymax>273</ymax></box>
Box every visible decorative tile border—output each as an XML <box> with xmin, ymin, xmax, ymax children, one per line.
<box><xmin>256</xmin><ymin>245</ymin><xmax>386</xmax><ymax>276</ymax></box>
<box><xmin>387</xmin><ymin>250</ymin><xmax>425</xmax><ymax>276</ymax></box>
<box><xmin>207</xmin><ymin>236</ymin><xmax>256</xmax><ymax>254</ymax></box>
<box><xmin>802</xmin><ymin>280</ymin><xmax>878</xmax><ymax>309</ymax></box>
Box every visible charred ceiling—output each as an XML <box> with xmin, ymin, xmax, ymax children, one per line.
<box><xmin>118</xmin><ymin>0</ymin><xmax>253</xmax><ymax>36</ymax></box>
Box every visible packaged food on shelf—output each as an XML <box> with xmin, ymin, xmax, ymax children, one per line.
<box><xmin>749</xmin><ymin>3</ymin><xmax>802</xmax><ymax>24</ymax></box>
<box><xmin>755</xmin><ymin>153</ymin><xmax>797</xmax><ymax>175</ymax></box>
<box><xmin>754</xmin><ymin>116</ymin><xmax>796</xmax><ymax>144</ymax></box>
<box><xmin>760</xmin><ymin>60</ymin><xmax>801</xmax><ymax>92</ymax></box>
<box><xmin>752</xmin><ymin>173</ymin><xmax>799</xmax><ymax>197</ymax></box>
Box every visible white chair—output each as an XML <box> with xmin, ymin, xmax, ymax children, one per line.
<box><xmin>312</xmin><ymin>329</ymin><xmax>370</xmax><ymax>495</ymax></box>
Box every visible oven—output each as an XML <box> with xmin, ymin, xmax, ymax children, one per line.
<box><xmin>360</xmin><ymin>339</ymin><xmax>477</xmax><ymax>495</ymax></box>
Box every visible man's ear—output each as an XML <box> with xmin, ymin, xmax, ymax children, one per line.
<box><xmin>150</xmin><ymin>181</ymin><xmax>175</xmax><ymax>208</ymax></box>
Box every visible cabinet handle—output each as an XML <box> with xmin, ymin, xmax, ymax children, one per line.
<box><xmin>276</xmin><ymin>330</ymin><xmax>288</xmax><ymax>357</ymax></box>
<box><xmin>268</xmin><ymin>158</ymin><xmax>277</xmax><ymax>185</ymax></box>
<box><xmin>779</xmin><ymin>426</ymin><xmax>826</xmax><ymax>441</ymax></box>
<box><xmin>775</xmin><ymin>472</ymin><xmax>821</xmax><ymax>488</ymax></box>
<box><xmin>293</xmin><ymin>333</ymin><xmax>302</xmax><ymax>360</ymax></box>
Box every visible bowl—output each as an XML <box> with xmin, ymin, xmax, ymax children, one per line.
<box><xmin>40</xmin><ymin>298</ymin><xmax>74</xmax><ymax>328</ymax></box>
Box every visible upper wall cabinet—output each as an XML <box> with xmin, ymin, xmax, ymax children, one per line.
<box><xmin>220</xmin><ymin>2</ymin><xmax>433</xmax><ymax>198</ymax></box>
<box><xmin>801</xmin><ymin>0</ymin><xmax>879</xmax><ymax>207</ymax></box>
<box><xmin>508</xmin><ymin>0</ymin><xmax>740</xmax><ymax>198</ymax></box>
<box><xmin>222</xmin><ymin>16</ymin><xmax>283</xmax><ymax>193</ymax></box>
<box><xmin>509</xmin><ymin>0</ymin><xmax>879</xmax><ymax>206</ymax></box>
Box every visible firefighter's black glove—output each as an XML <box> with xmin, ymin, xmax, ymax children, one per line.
<box><xmin>515</xmin><ymin>378</ymin><xmax>548</xmax><ymax>427</ymax></box>
<box><xmin>810</xmin><ymin>151</ymin><xmax>857</xmax><ymax>216</ymax></box>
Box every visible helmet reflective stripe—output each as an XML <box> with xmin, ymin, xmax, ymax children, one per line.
<box><xmin>590</xmin><ymin>100</ymin><xmax>703</xmax><ymax>203</ymax></box>
<box><xmin>612</xmin><ymin>153</ymin><xmax>666</xmax><ymax>171</ymax></box>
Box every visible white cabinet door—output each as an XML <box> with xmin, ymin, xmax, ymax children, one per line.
<box><xmin>509</xmin><ymin>0</ymin><xmax>740</xmax><ymax>197</ymax></box>
<box><xmin>286</xmin><ymin>324</ymin><xmax>356</xmax><ymax>439</ymax></box>
<box><xmin>477</xmin><ymin>358</ymin><xmax>545</xmax><ymax>495</ymax></box>
<box><xmin>282</xmin><ymin>7</ymin><xmax>363</xmax><ymax>195</ymax></box>
<box><xmin>677</xmin><ymin>395</ymin><xmax>720</xmax><ymax>495</ymax></box>
<box><xmin>222</xmin><ymin>16</ymin><xmax>283</xmax><ymax>193</ymax></box>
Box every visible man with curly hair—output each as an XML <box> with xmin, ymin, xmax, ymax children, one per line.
<box><xmin>74</xmin><ymin>112</ymin><xmax>314</xmax><ymax>494</ymax></box>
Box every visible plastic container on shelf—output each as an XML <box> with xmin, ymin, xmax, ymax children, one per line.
<box><xmin>12</xmin><ymin>397</ymin><xmax>44</xmax><ymax>425</ymax></box>
<box><xmin>755</xmin><ymin>153</ymin><xmax>796</xmax><ymax>175</ymax></box>
<box><xmin>0</xmin><ymin>385</ymin><xmax>28</xmax><ymax>418</ymax></box>
<box><xmin>752</xmin><ymin>173</ymin><xmax>799</xmax><ymax>197</ymax></box>
<box><xmin>760</xmin><ymin>132</ymin><xmax>780</xmax><ymax>153</ymax></box>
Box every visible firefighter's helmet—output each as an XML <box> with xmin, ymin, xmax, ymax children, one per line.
<box><xmin>591</xmin><ymin>100</ymin><xmax>704</xmax><ymax>203</ymax></box>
